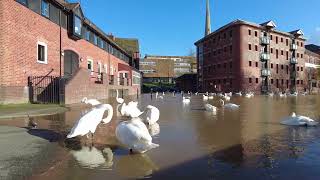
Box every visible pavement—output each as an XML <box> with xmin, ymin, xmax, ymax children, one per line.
<box><xmin>0</xmin><ymin>104</ymin><xmax>68</xmax><ymax>119</ymax></box>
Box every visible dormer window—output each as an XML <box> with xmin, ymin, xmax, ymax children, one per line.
<box><xmin>74</xmin><ymin>15</ymin><xmax>82</xmax><ymax>36</ymax></box>
<box><xmin>41</xmin><ymin>0</ymin><xmax>49</xmax><ymax>18</ymax></box>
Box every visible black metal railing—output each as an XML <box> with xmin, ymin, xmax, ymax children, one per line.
<box><xmin>28</xmin><ymin>75</ymin><xmax>64</xmax><ymax>104</ymax></box>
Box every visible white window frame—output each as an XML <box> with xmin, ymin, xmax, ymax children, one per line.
<box><xmin>104</xmin><ymin>64</ymin><xmax>108</xmax><ymax>74</ymax></box>
<box><xmin>37</xmin><ymin>41</ymin><xmax>48</xmax><ymax>64</ymax></box>
<box><xmin>87</xmin><ymin>59</ymin><xmax>94</xmax><ymax>75</ymax></box>
<box><xmin>97</xmin><ymin>62</ymin><xmax>102</xmax><ymax>74</ymax></box>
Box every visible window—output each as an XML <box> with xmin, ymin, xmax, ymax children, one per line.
<box><xmin>297</xmin><ymin>67</ymin><xmax>300</xmax><ymax>71</ymax></box>
<box><xmin>271</xmin><ymin>79</ymin><xmax>274</xmax><ymax>84</ymax></box>
<box><xmin>230</xmin><ymin>45</ymin><xmax>233</xmax><ymax>54</ymax></box>
<box><xmin>286</xmin><ymin>51</ymin><xmax>289</xmax><ymax>60</ymax></box>
<box><xmin>281</xmin><ymin>50</ymin><xmax>283</xmax><ymax>55</ymax></box>
<box><xmin>281</xmin><ymin>38</ymin><xmax>283</xmax><ymax>43</ymax></box>
<box><xmin>286</xmin><ymin>39</ymin><xmax>289</xmax><ymax>46</ymax></box>
<box><xmin>301</xmin><ymin>67</ymin><xmax>303</xmax><ymax>71</ymax></box>
<box><xmin>61</xmin><ymin>13</ymin><xmax>67</xmax><ymax>29</ymax></box>
<box><xmin>85</xmin><ymin>29</ymin><xmax>90</xmax><ymax>41</ymax></box>
<box><xmin>281</xmin><ymin>65</ymin><xmax>284</xmax><ymax>69</ymax></box>
<box><xmin>276</xmin><ymin>79</ymin><xmax>279</xmax><ymax>88</ymax></box>
<box><xmin>276</xmin><ymin>36</ymin><xmax>278</xmax><ymax>44</ymax></box>
<box><xmin>281</xmin><ymin>79</ymin><xmax>284</xmax><ymax>85</ymax></box>
<box><xmin>248</xmin><ymin>29</ymin><xmax>251</xmax><ymax>35</ymax></box>
<box><xmin>276</xmin><ymin>49</ymin><xmax>279</xmax><ymax>59</ymax></box>
<box><xmin>229</xmin><ymin>30</ymin><xmax>233</xmax><ymax>38</ymax></box>
<box><xmin>301</xmin><ymin>54</ymin><xmax>303</xmax><ymax>58</ymax></box>
<box><xmin>256</xmin><ymin>78</ymin><xmax>258</xmax><ymax>83</ymax></box>
<box><xmin>297</xmin><ymin>80</ymin><xmax>300</xmax><ymax>85</ymax></box>
<box><xmin>17</xmin><ymin>0</ymin><xmax>27</xmax><ymax>6</ymax></box>
<box><xmin>286</xmin><ymin>65</ymin><xmax>289</xmax><ymax>74</ymax></box>
<box><xmin>249</xmin><ymin>61</ymin><xmax>252</xmax><ymax>67</ymax></box>
<box><xmin>41</xmin><ymin>0</ymin><xmax>49</xmax><ymax>18</ymax></box>
<box><xmin>276</xmin><ymin>64</ymin><xmax>279</xmax><ymax>73</ymax></box>
<box><xmin>301</xmin><ymin>80</ymin><xmax>303</xmax><ymax>84</ymax></box>
<box><xmin>301</xmin><ymin>42</ymin><xmax>304</xmax><ymax>47</ymax></box>
<box><xmin>271</xmin><ymin>63</ymin><xmax>273</xmax><ymax>69</ymax></box>
<box><xmin>74</xmin><ymin>15</ymin><xmax>82</xmax><ymax>36</ymax></box>
<box><xmin>37</xmin><ymin>42</ymin><xmax>47</xmax><ymax>64</ymax></box>
<box><xmin>93</xmin><ymin>34</ymin><xmax>98</xmax><ymax>45</ymax></box>
<box><xmin>255</xmin><ymin>45</ymin><xmax>258</xmax><ymax>51</ymax></box>
<box><xmin>249</xmin><ymin>44</ymin><xmax>252</xmax><ymax>50</ymax></box>
<box><xmin>49</xmin><ymin>4</ymin><xmax>60</xmax><ymax>25</ymax></box>
<box><xmin>270</xmin><ymin>35</ymin><xmax>273</xmax><ymax>40</ymax></box>
<box><xmin>87</xmin><ymin>60</ymin><xmax>94</xmax><ymax>73</ymax></box>
<box><xmin>249</xmin><ymin>78</ymin><xmax>252</xmax><ymax>83</ymax></box>
<box><xmin>255</xmin><ymin>31</ymin><xmax>258</xmax><ymax>37</ymax></box>
<box><xmin>29</xmin><ymin>0</ymin><xmax>41</xmax><ymax>14</ymax></box>
<box><xmin>255</xmin><ymin>62</ymin><xmax>258</xmax><ymax>67</ymax></box>
<box><xmin>297</xmin><ymin>53</ymin><xmax>300</xmax><ymax>58</ymax></box>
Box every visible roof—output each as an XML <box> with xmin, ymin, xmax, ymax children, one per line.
<box><xmin>176</xmin><ymin>73</ymin><xmax>197</xmax><ymax>80</ymax></box>
<box><xmin>111</xmin><ymin>38</ymin><xmax>140</xmax><ymax>54</ymax></box>
<box><xmin>260</xmin><ymin>20</ymin><xmax>277</xmax><ymax>28</ymax></box>
<box><xmin>306</xmin><ymin>44</ymin><xmax>320</xmax><ymax>55</ymax></box>
<box><xmin>195</xmin><ymin>19</ymin><xmax>306</xmax><ymax>45</ymax></box>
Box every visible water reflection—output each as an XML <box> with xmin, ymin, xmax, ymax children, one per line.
<box><xmin>70</xmin><ymin>146</ymin><xmax>113</xmax><ymax>170</ymax></box>
<box><xmin>115</xmin><ymin>154</ymin><xmax>158</xmax><ymax>178</ymax></box>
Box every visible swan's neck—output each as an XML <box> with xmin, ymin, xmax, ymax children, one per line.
<box><xmin>102</xmin><ymin>107</ymin><xmax>113</xmax><ymax>123</ymax></box>
<box><xmin>116</xmin><ymin>90</ymin><xmax>119</xmax><ymax>98</ymax></box>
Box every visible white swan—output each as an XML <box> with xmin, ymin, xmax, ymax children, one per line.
<box><xmin>116</xmin><ymin>118</ymin><xmax>159</xmax><ymax>153</ymax></box>
<box><xmin>67</xmin><ymin>104</ymin><xmax>113</xmax><ymax>139</ymax></box>
<box><xmin>203</xmin><ymin>95</ymin><xmax>209</xmax><ymax>101</ymax></box>
<box><xmin>235</xmin><ymin>92</ymin><xmax>242</xmax><ymax>96</ymax></box>
<box><xmin>244</xmin><ymin>93</ymin><xmax>253</xmax><ymax>98</ymax></box>
<box><xmin>155</xmin><ymin>92</ymin><xmax>159</xmax><ymax>99</ymax></box>
<box><xmin>279</xmin><ymin>92</ymin><xmax>286</xmax><ymax>98</ymax></box>
<box><xmin>148</xmin><ymin>123</ymin><xmax>160</xmax><ymax>136</ymax></box>
<box><xmin>219</xmin><ymin>99</ymin><xmax>240</xmax><ymax>110</ymax></box>
<box><xmin>120</xmin><ymin>102</ymin><xmax>144</xmax><ymax>118</ymax></box>
<box><xmin>145</xmin><ymin>105</ymin><xmax>160</xmax><ymax>125</ymax></box>
<box><xmin>183</xmin><ymin>96</ymin><xmax>191</xmax><ymax>103</ymax></box>
<box><xmin>116</xmin><ymin>90</ymin><xmax>124</xmax><ymax>104</ymax></box>
<box><xmin>205</xmin><ymin>104</ymin><xmax>217</xmax><ymax>112</ymax></box>
<box><xmin>281</xmin><ymin>113</ymin><xmax>318</xmax><ymax>126</ymax></box>
<box><xmin>224</xmin><ymin>95</ymin><xmax>231</xmax><ymax>101</ymax></box>
<box><xmin>81</xmin><ymin>97</ymin><xmax>101</xmax><ymax>106</ymax></box>
<box><xmin>268</xmin><ymin>92</ymin><xmax>274</xmax><ymax>97</ymax></box>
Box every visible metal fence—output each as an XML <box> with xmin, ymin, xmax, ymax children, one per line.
<box><xmin>28</xmin><ymin>76</ymin><xmax>64</xmax><ymax>104</ymax></box>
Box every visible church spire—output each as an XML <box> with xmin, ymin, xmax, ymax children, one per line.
<box><xmin>205</xmin><ymin>0</ymin><xmax>211</xmax><ymax>36</ymax></box>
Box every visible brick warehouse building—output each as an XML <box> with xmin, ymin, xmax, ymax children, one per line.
<box><xmin>195</xmin><ymin>19</ymin><xmax>307</xmax><ymax>94</ymax></box>
<box><xmin>0</xmin><ymin>0</ymin><xmax>141</xmax><ymax>104</ymax></box>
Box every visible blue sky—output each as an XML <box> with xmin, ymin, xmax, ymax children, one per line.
<box><xmin>71</xmin><ymin>0</ymin><xmax>320</xmax><ymax>56</ymax></box>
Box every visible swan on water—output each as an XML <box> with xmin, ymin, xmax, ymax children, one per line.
<box><xmin>67</xmin><ymin>104</ymin><xmax>113</xmax><ymax>139</ymax></box>
<box><xmin>120</xmin><ymin>102</ymin><xmax>144</xmax><ymax>118</ymax></box>
<box><xmin>183</xmin><ymin>96</ymin><xmax>191</xmax><ymax>103</ymax></box>
<box><xmin>116</xmin><ymin>118</ymin><xmax>159</xmax><ymax>153</ymax></box>
<box><xmin>235</xmin><ymin>92</ymin><xmax>242</xmax><ymax>96</ymax></box>
<box><xmin>205</xmin><ymin>104</ymin><xmax>217</xmax><ymax>112</ymax></box>
<box><xmin>81</xmin><ymin>97</ymin><xmax>101</xmax><ymax>106</ymax></box>
<box><xmin>145</xmin><ymin>105</ymin><xmax>160</xmax><ymax>125</ymax></box>
<box><xmin>219</xmin><ymin>99</ymin><xmax>240</xmax><ymax>110</ymax></box>
<box><xmin>280</xmin><ymin>112</ymin><xmax>318</xmax><ymax>126</ymax></box>
<box><xmin>223</xmin><ymin>95</ymin><xmax>231</xmax><ymax>101</ymax></box>
<box><xmin>155</xmin><ymin>92</ymin><xmax>159</xmax><ymax>99</ymax></box>
<box><xmin>203</xmin><ymin>95</ymin><xmax>209</xmax><ymax>100</ymax></box>
<box><xmin>116</xmin><ymin>90</ymin><xmax>124</xmax><ymax>104</ymax></box>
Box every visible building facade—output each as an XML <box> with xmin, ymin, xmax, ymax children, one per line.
<box><xmin>139</xmin><ymin>55</ymin><xmax>197</xmax><ymax>83</ymax></box>
<box><xmin>175</xmin><ymin>74</ymin><xmax>197</xmax><ymax>92</ymax></box>
<box><xmin>304</xmin><ymin>48</ymin><xmax>320</xmax><ymax>93</ymax></box>
<box><xmin>195</xmin><ymin>19</ymin><xmax>307</xmax><ymax>94</ymax></box>
<box><xmin>0</xmin><ymin>0</ymin><xmax>141</xmax><ymax>104</ymax></box>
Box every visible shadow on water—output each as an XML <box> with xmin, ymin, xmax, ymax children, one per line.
<box><xmin>26</xmin><ymin>128</ymin><xmax>62</xmax><ymax>142</ymax></box>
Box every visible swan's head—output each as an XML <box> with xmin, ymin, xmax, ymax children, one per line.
<box><xmin>81</xmin><ymin>97</ymin><xmax>88</xmax><ymax>103</ymax></box>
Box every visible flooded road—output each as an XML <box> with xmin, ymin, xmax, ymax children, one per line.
<box><xmin>1</xmin><ymin>94</ymin><xmax>320</xmax><ymax>180</ymax></box>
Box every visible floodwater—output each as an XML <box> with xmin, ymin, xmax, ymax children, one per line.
<box><xmin>1</xmin><ymin>94</ymin><xmax>320</xmax><ymax>180</ymax></box>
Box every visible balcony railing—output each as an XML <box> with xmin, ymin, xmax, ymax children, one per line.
<box><xmin>290</xmin><ymin>44</ymin><xmax>298</xmax><ymax>50</ymax></box>
<box><xmin>260</xmin><ymin>36</ymin><xmax>270</xmax><ymax>45</ymax></box>
<box><xmin>290</xmin><ymin>71</ymin><xmax>297</xmax><ymax>79</ymax></box>
<box><xmin>261</xmin><ymin>68</ymin><xmax>271</xmax><ymax>76</ymax></box>
<box><xmin>260</xmin><ymin>53</ymin><xmax>271</xmax><ymax>61</ymax></box>
<box><xmin>290</xmin><ymin>57</ymin><xmax>298</xmax><ymax>64</ymax></box>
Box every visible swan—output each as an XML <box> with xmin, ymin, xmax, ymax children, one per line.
<box><xmin>301</xmin><ymin>92</ymin><xmax>308</xmax><ymax>96</ymax></box>
<box><xmin>244</xmin><ymin>93</ymin><xmax>253</xmax><ymax>98</ymax></box>
<box><xmin>148</xmin><ymin>122</ymin><xmax>160</xmax><ymax>136</ymax></box>
<box><xmin>67</xmin><ymin>104</ymin><xmax>113</xmax><ymax>139</ymax></box>
<box><xmin>116</xmin><ymin>90</ymin><xmax>124</xmax><ymax>104</ymax></box>
<box><xmin>224</xmin><ymin>95</ymin><xmax>231</xmax><ymax>101</ymax></box>
<box><xmin>120</xmin><ymin>102</ymin><xmax>144</xmax><ymax>118</ymax></box>
<box><xmin>268</xmin><ymin>92</ymin><xmax>274</xmax><ymax>97</ymax></box>
<box><xmin>70</xmin><ymin>146</ymin><xmax>113</xmax><ymax>169</ymax></box>
<box><xmin>145</xmin><ymin>105</ymin><xmax>160</xmax><ymax>125</ymax></box>
<box><xmin>203</xmin><ymin>95</ymin><xmax>209</xmax><ymax>100</ymax></box>
<box><xmin>279</xmin><ymin>92</ymin><xmax>286</xmax><ymax>98</ymax></box>
<box><xmin>219</xmin><ymin>99</ymin><xmax>240</xmax><ymax>110</ymax></box>
<box><xmin>158</xmin><ymin>96</ymin><xmax>164</xmax><ymax>100</ymax></box>
<box><xmin>162</xmin><ymin>92</ymin><xmax>165</xmax><ymax>96</ymax></box>
<box><xmin>204</xmin><ymin>104</ymin><xmax>217</xmax><ymax>112</ymax></box>
<box><xmin>287</xmin><ymin>92</ymin><xmax>298</xmax><ymax>97</ymax></box>
<box><xmin>155</xmin><ymin>92</ymin><xmax>159</xmax><ymax>99</ymax></box>
<box><xmin>235</xmin><ymin>92</ymin><xmax>242</xmax><ymax>96</ymax></box>
<box><xmin>81</xmin><ymin>97</ymin><xmax>101</xmax><ymax>106</ymax></box>
<box><xmin>208</xmin><ymin>96</ymin><xmax>214</xmax><ymax>100</ymax></box>
<box><xmin>225</xmin><ymin>92</ymin><xmax>232</xmax><ymax>97</ymax></box>
<box><xmin>281</xmin><ymin>113</ymin><xmax>318</xmax><ymax>126</ymax></box>
<box><xmin>182</xmin><ymin>96</ymin><xmax>191</xmax><ymax>103</ymax></box>
<box><xmin>116</xmin><ymin>118</ymin><xmax>159</xmax><ymax>153</ymax></box>
<box><xmin>195</xmin><ymin>92</ymin><xmax>198</xmax><ymax>95</ymax></box>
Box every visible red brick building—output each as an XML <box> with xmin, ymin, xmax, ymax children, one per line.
<box><xmin>0</xmin><ymin>0</ymin><xmax>141</xmax><ymax>104</ymax></box>
<box><xmin>195</xmin><ymin>18</ymin><xmax>308</xmax><ymax>94</ymax></box>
